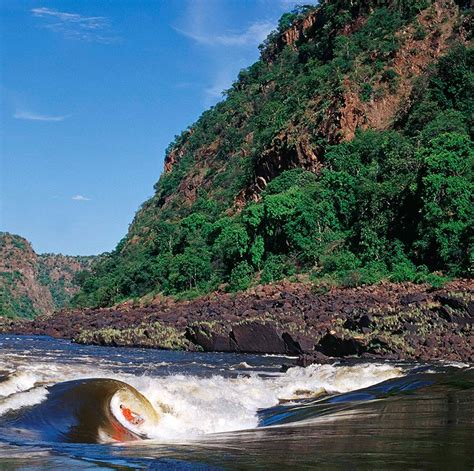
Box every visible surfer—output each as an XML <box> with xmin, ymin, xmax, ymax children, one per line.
<box><xmin>120</xmin><ymin>404</ymin><xmax>144</xmax><ymax>426</ymax></box>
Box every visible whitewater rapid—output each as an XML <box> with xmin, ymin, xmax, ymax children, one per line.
<box><xmin>0</xmin><ymin>349</ymin><xmax>402</xmax><ymax>441</ymax></box>
<box><xmin>1</xmin><ymin>336</ymin><xmax>472</xmax><ymax>470</ymax></box>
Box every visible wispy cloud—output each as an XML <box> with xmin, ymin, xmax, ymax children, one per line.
<box><xmin>279</xmin><ymin>0</ymin><xmax>305</xmax><ymax>5</ymax></box>
<box><xmin>175</xmin><ymin>0</ymin><xmax>278</xmax><ymax>48</ymax></box>
<box><xmin>176</xmin><ymin>0</ymin><xmax>317</xmax><ymax>105</ymax></box>
<box><xmin>72</xmin><ymin>195</ymin><xmax>91</xmax><ymax>201</ymax></box>
<box><xmin>176</xmin><ymin>20</ymin><xmax>275</xmax><ymax>47</ymax></box>
<box><xmin>31</xmin><ymin>7</ymin><xmax>118</xmax><ymax>43</ymax></box>
<box><xmin>14</xmin><ymin>110</ymin><xmax>69</xmax><ymax>122</ymax></box>
<box><xmin>278</xmin><ymin>0</ymin><xmax>319</xmax><ymax>7</ymax></box>
<box><xmin>204</xmin><ymin>68</ymin><xmax>235</xmax><ymax>102</ymax></box>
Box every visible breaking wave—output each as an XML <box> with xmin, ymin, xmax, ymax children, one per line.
<box><xmin>0</xmin><ymin>361</ymin><xmax>403</xmax><ymax>443</ymax></box>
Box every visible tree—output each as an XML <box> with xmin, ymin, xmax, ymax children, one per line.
<box><xmin>415</xmin><ymin>133</ymin><xmax>473</xmax><ymax>274</ymax></box>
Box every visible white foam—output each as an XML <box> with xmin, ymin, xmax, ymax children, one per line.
<box><xmin>0</xmin><ymin>353</ymin><xmax>403</xmax><ymax>441</ymax></box>
<box><xmin>230</xmin><ymin>361</ymin><xmax>252</xmax><ymax>370</ymax></box>
<box><xmin>439</xmin><ymin>361</ymin><xmax>471</xmax><ymax>369</ymax></box>
<box><xmin>123</xmin><ymin>363</ymin><xmax>403</xmax><ymax>440</ymax></box>
<box><xmin>0</xmin><ymin>386</ymin><xmax>48</xmax><ymax>416</ymax></box>
<box><xmin>0</xmin><ymin>371</ymin><xmax>38</xmax><ymax>398</ymax></box>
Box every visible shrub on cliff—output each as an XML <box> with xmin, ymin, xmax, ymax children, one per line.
<box><xmin>72</xmin><ymin>3</ymin><xmax>473</xmax><ymax>307</ymax></box>
<box><xmin>415</xmin><ymin>132</ymin><xmax>473</xmax><ymax>274</ymax></box>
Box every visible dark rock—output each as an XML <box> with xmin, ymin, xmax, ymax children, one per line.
<box><xmin>424</xmin><ymin>335</ymin><xmax>438</xmax><ymax>348</ymax></box>
<box><xmin>214</xmin><ymin>333</ymin><xmax>235</xmax><ymax>352</ymax></box>
<box><xmin>315</xmin><ymin>332</ymin><xmax>367</xmax><ymax>357</ymax></box>
<box><xmin>344</xmin><ymin>314</ymin><xmax>373</xmax><ymax>332</ymax></box>
<box><xmin>185</xmin><ymin>325</ymin><xmax>213</xmax><ymax>351</ymax></box>
<box><xmin>435</xmin><ymin>295</ymin><xmax>467</xmax><ymax>312</ymax></box>
<box><xmin>343</xmin><ymin>318</ymin><xmax>358</xmax><ymax>330</ymax></box>
<box><xmin>358</xmin><ymin>314</ymin><xmax>373</xmax><ymax>329</ymax></box>
<box><xmin>296</xmin><ymin>351</ymin><xmax>332</xmax><ymax>367</ymax></box>
<box><xmin>403</xmin><ymin>322</ymin><xmax>418</xmax><ymax>334</ymax></box>
<box><xmin>456</xmin><ymin>315</ymin><xmax>473</xmax><ymax>326</ymax></box>
<box><xmin>433</xmin><ymin>306</ymin><xmax>473</xmax><ymax>326</ymax></box>
<box><xmin>230</xmin><ymin>322</ymin><xmax>286</xmax><ymax>354</ymax></box>
<box><xmin>281</xmin><ymin>332</ymin><xmax>314</xmax><ymax>355</ymax></box>
<box><xmin>380</xmin><ymin>353</ymin><xmax>400</xmax><ymax>360</ymax></box>
<box><xmin>400</xmin><ymin>293</ymin><xmax>427</xmax><ymax>306</ymax></box>
<box><xmin>467</xmin><ymin>301</ymin><xmax>474</xmax><ymax>317</ymax></box>
<box><xmin>360</xmin><ymin>352</ymin><xmax>383</xmax><ymax>360</ymax></box>
<box><xmin>4</xmin><ymin>279</ymin><xmax>472</xmax><ymax>363</ymax></box>
<box><xmin>434</xmin><ymin>306</ymin><xmax>453</xmax><ymax>322</ymax></box>
<box><xmin>281</xmin><ymin>332</ymin><xmax>303</xmax><ymax>354</ymax></box>
<box><xmin>185</xmin><ymin>325</ymin><xmax>233</xmax><ymax>352</ymax></box>
<box><xmin>367</xmin><ymin>336</ymin><xmax>392</xmax><ymax>354</ymax></box>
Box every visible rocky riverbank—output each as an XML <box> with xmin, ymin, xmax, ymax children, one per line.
<box><xmin>1</xmin><ymin>280</ymin><xmax>473</xmax><ymax>364</ymax></box>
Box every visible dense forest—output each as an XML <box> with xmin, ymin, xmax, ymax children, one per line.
<box><xmin>0</xmin><ymin>233</ymin><xmax>95</xmax><ymax>318</ymax></box>
<box><xmin>73</xmin><ymin>0</ymin><xmax>473</xmax><ymax>309</ymax></box>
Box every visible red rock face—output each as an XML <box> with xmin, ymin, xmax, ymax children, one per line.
<box><xmin>152</xmin><ymin>0</ymin><xmax>466</xmax><ymax>212</ymax></box>
<box><xmin>163</xmin><ymin>129</ymin><xmax>194</xmax><ymax>174</ymax></box>
<box><xmin>281</xmin><ymin>12</ymin><xmax>318</xmax><ymax>48</ymax></box>
<box><xmin>0</xmin><ymin>233</ymin><xmax>95</xmax><ymax>318</ymax></box>
<box><xmin>338</xmin><ymin>0</ymin><xmax>461</xmax><ymax>142</ymax></box>
<box><xmin>38</xmin><ymin>253</ymin><xmax>96</xmax><ymax>305</ymax></box>
<box><xmin>0</xmin><ymin>233</ymin><xmax>54</xmax><ymax>317</ymax></box>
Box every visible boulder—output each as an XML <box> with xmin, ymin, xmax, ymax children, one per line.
<box><xmin>315</xmin><ymin>332</ymin><xmax>367</xmax><ymax>357</ymax></box>
<box><xmin>185</xmin><ymin>325</ymin><xmax>233</xmax><ymax>352</ymax></box>
<box><xmin>467</xmin><ymin>301</ymin><xmax>474</xmax><ymax>318</ymax></box>
<box><xmin>281</xmin><ymin>332</ymin><xmax>314</xmax><ymax>355</ymax></box>
<box><xmin>230</xmin><ymin>322</ymin><xmax>286</xmax><ymax>354</ymax></box>
<box><xmin>343</xmin><ymin>313</ymin><xmax>373</xmax><ymax>332</ymax></box>
<box><xmin>358</xmin><ymin>314</ymin><xmax>373</xmax><ymax>329</ymax></box>
<box><xmin>400</xmin><ymin>293</ymin><xmax>427</xmax><ymax>306</ymax></box>
<box><xmin>296</xmin><ymin>351</ymin><xmax>331</xmax><ymax>367</ymax></box>
<box><xmin>435</xmin><ymin>295</ymin><xmax>468</xmax><ymax>312</ymax></box>
<box><xmin>281</xmin><ymin>332</ymin><xmax>303</xmax><ymax>354</ymax></box>
<box><xmin>433</xmin><ymin>306</ymin><xmax>473</xmax><ymax>326</ymax></box>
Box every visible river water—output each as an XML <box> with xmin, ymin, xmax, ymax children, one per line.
<box><xmin>0</xmin><ymin>334</ymin><xmax>472</xmax><ymax>469</ymax></box>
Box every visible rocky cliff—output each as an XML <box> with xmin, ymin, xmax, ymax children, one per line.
<box><xmin>158</xmin><ymin>0</ymin><xmax>467</xmax><ymax>205</ymax></box>
<box><xmin>74</xmin><ymin>0</ymin><xmax>472</xmax><ymax>308</ymax></box>
<box><xmin>0</xmin><ymin>233</ymin><xmax>95</xmax><ymax>318</ymax></box>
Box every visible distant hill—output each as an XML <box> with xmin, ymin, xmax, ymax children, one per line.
<box><xmin>61</xmin><ymin>0</ymin><xmax>474</xmax><ymax>307</ymax></box>
<box><xmin>0</xmin><ymin>232</ymin><xmax>96</xmax><ymax>318</ymax></box>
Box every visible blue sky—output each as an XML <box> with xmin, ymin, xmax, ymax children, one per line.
<box><xmin>1</xmin><ymin>0</ymin><xmax>315</xmax><ymax>255</ymax></box>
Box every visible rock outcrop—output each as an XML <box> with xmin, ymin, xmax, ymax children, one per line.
<box><xmin>0</xmin><ymin>233</ymin><xmax>54</xmax><ymax>318</ymax></box>
<box><xmin>0</xmin><ymin>232</ymin><xmax>95</xmax><ymax>318</ymax></box>
<box><xmin>3</xmin><ymin>280</ymin><xmax>472</xmax><ymax>363</ymax></box>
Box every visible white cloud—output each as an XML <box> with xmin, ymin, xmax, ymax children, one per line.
<box><xmin>205</xmin><ymin>81</ymin><xmax>227</xmax><ymax>100</ymax></box>
<box><xmin>175</xmin><ymin>20</ymin><xmax>275</xmax><ymax>47</ymax></box>
<box><xmin>31</xmin><ymin>7</ymin><xmax>107</xmax><ymax>28</ymax></box>
<box><xmin>204</xmin><ymin>69</ymin><xmax>235</xmax><ymax>102</ymax></box>
<box><xmin>14</xmin><ymin>110</ymin><xmax>69</xmax><ymax>122</ymax></box>
<box><xmin>72</xmin><ymin>195</ymin><xmax>91</xmax><ymax>201</ymax></box>
<box><xmin>175</xmin><ymin>0</ymin><xmax>317</xmax><ymax>105</ymax></box>
<box><xmin>175</xmin><ymin>0</ymin><xmax>278</xmax><ymax>48</ymax></box>
<box><xmin>31</xmin><ymin>7</ymin><xmax>117</xmax><ymax>43</ymax></box>
<box><xmin>278</xmin><ymin>0</ymin><xmax>319</xmax><ymax>7</ymax></box>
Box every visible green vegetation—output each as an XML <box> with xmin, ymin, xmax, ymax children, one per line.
<box><xmin>73</xmin><ymin>1</ymin><xmax>473</xmax><ymax>308</ymax></box>
<box><xmin>74</xmin><ymin>322</ymin><xmax>188</xmax><ymax>350</ymax></box>
<box><xmin>0</xmin><ymin>232</ymin><xmax>97</xmax><ymax>318</ymax></box>
<box><xmin>0</xmin><ymin>273</ymin><xmax>36</xmax><ymax>319</ymax></box>
<box><xmin>37</xmin><ymin>254</ymin><xmax>96</xmax><ymax>309</ymax></box>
